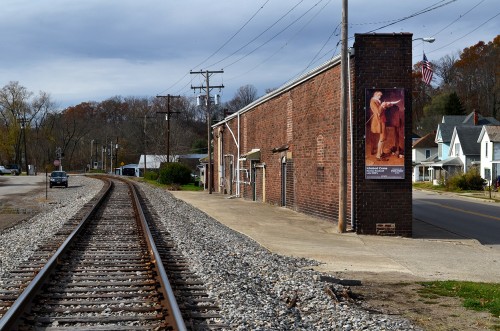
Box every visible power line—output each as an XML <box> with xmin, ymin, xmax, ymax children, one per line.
<box><xmin>300</xmin><ymin>21</ymin><xmax>340</xmax><ymax>76</ymax></box>
<box><xmin>190</xmin><ymin>70</ymin><xmax>224</xmax><ymax>194</ymax></box>
<box><xmin>158</xmin><ymin>0</ymin><xmax>271</xmax><ymax>96</ymax></box>
<box><xmin>221</xmin><ymin>0</ymin><xmax>327</xmax><ymax>69</ymax></box>
<box><xmin>226</xmin><ymin>0</ymin><xmax>333</xmax><ymax>82</ymax></box>
<box><xmin>363</xmin><ymin>0</ymin><xmax>457</xmax><ymax>34</ymax></box>
<box><xmin>206</xmin><ymin>0</ymin><xmax>305</xmax><ymax>68</ymax></box>
<box><xmin>192</xmin><ymin>0</ymin><xmax>272</xmax><ymax>70</ymax></box>
<box><xmin>431</xmin><ymin>0</ymin><xmax>485</xmax><ymax>38</ymax></box>
<box><xmin>162</xmin><ymin>0</ymin><xmax>462</xmax><ymax>101</ymax></box>
<box><xmin>155</xmin><ymin>94</ymin><xmax>181</xmax><ymax>163</ymax></box>
<box><xmin>425</xmin><ymin>11</ymin><xmax>500</xmax><ymax>55</ymax></box>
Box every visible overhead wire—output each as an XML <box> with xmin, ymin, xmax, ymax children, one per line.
<box><xmin>226</xmin><ymin>0</ymin><xmax>333</xmax><ymax>82</ymax></box>
<box><xmin>431</xmin><ymin>0</ymin><xmax>485</xmax><ymax>38</ymax></box>
<box><xmin>299</xmin><ymin>21</ymin><xmax>340</xmax><ymax>76</ymax></box>
<box><xmin>157</xmin><ymin>0</ymin><xmax>271</xmax><ymax>96</ymax></box>
<box><xmin>426</xmin><ymin>11</ymin><xmax>500</xmax><ymax>55</ymax></box>
<box><xmin>363</xmin><ymin>0</ymin><xmax>457</xmax><ymax>34</ymax></box>
<box><xmin>205</xmin><ymin>0</ymin><xmax>305</xmax><ymax>69</ymax></box>
<box><xmin>411</xmin><ymin>0</ymin><xmax>488</xmax><ymax>61</ymax></box>
<box><xmin>191</xmin><ymin>0</ymin><xmax>271</xmax><ymax>70</ymax></box>
<box><xmin>160</xmin><ymin>0</ymin><xmax>480</xmax><ymax>100</ymax></box>
<box><xmin>221</xmin><ymin>0</ymin><xmax>326</xmax><ymax>70</ymax></box>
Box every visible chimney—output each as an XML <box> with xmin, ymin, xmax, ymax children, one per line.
<box><xmin>474</xmin><ymin>111</ymin><xmax>478</xmax><ymax>125</ymax></box>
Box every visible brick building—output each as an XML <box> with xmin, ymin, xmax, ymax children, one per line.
<box><xmin>212</xmin><ymin>33</ymin><xmax>413</xmax><ymax>236</ymax></box>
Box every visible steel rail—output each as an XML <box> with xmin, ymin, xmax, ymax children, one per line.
<box><xmin>0</xmin><ymin>177</ymin><xmax>113</xmax><ymax>331</ymax></box>
<box><xmin>128</xmin><ymin>180</ymin><xmax>187</xmax><ymax>331</ymax></box>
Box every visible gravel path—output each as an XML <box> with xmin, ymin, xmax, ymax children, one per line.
<box><xmin>0</xmin><ymin>175</ymin><xmax>103</xmax><ymax>275</ymax></box>
<box><xmin>0</xmin><ymin>177</ymin><xmax>421</xmax><ymax>330</ymax></box>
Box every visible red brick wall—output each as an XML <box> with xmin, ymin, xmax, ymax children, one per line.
<box><xmin>214</xmin><ymin>33</ymin><xmax>412</xmax><ymax>236</ymax></box>
<box><xmin>352</xmin><ymin>33</ymin><xmax>413</xmax><ymax>236</ymax></box>
<box><xmin>214</xmin><ymin>65</ymin><xmax>349</xmax><ymax>222</ymax></box>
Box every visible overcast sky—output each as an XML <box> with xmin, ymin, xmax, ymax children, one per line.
<box><xmin>0</xmin><ymin>0</ymin><xmax>498</xmax><ymax>109</ymax></box>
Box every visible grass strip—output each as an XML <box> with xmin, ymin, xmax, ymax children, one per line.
<box><xmin>419</xmin><ymin>281</ymin><xmax>500</xmax><ymax>317</ymax></box>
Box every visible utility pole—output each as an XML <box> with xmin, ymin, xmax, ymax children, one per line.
<box><xmin>338</xmin><ymin>0</ymin><xmax>348</xmax><ymax>233</ymax></box>
<box><xmin>190</xmin><ymin>70</ymin><xmax>224</xmax><ymax>194</ymax></box>
<box><xmin>17</xmin><ymin>117</ymin><xmax>29</xmax><ymax>175</ymax></box>
<box><xmin>156</xmin><ymin>94</ymin><xmax>181</xmax><ymax>163</ymax></box>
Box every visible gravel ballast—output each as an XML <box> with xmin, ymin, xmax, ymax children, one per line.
<box><xmin>0</xmin><ymin>177</ymin><xmax>421</xmax><ymax>330</ymax></box>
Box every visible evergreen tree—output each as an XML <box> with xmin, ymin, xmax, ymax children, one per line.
<box><xmin>444</xmin><ymin>92</ymin><xmax>465</xmax><ymax>115</ymax></box>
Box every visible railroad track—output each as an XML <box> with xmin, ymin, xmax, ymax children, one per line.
<box><xmin>0</xmin><ymin>176</ymin><xmax>226</xmax><ymax>330</ymax></box>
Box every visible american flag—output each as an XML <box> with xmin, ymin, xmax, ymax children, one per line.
<box><xmin>422</xmin><ymin>53</ymin><xmax>433</xmax><ymax>85</ymax></box>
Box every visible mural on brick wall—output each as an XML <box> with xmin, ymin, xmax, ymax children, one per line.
<box><xmin>365</xmin><ymin>88</ymin><xmax>405</xmax><ymax>179</ymax></box>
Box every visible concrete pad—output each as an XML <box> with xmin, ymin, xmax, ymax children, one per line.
<box><xmin>170</xmin><ymin>191</ymin><xmax>500</xmax><ymax>283</ymax></box>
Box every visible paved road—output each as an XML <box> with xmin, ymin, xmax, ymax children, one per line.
<box><xmin>0</xmin><ymin>175</ymin><xmax>46</xmax><ymax>199</ymax></box>
<box><xmin>413</xmin><ymin>189</ymin><xmax>500</xmax><ymax>248</ymax></box>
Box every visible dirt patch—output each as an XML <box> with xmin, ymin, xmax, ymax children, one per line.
<box><xmin>0</xmin><ymin>186</ymin><xmax>46</xmax><ymax>232</ymax></box>
<box><xmin>338</xmin><ymin>271</ymin><xmax>499</xmax><ymax>331</ymax></box>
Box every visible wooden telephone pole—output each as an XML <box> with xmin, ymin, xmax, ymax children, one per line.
<box><xmin>156</xmin><ymin>94</ymin><xmax>181</xmax><ymax>163</ymax></box>
<box><xmin>190</xmin><ymin>70</ymin><xmax>224</xmax><ymax>194</ymax></box>
<box><xmin>338</xmin><ymin>0</ymin><xmax>348</xmax><ymax>233</ymax></box>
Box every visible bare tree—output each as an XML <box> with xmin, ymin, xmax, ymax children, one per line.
<box><xmin>0</xmin><ymin>81</ymin><xmax>54</xmax><ymax>172</ymax></box>
<box><xmin>225</xmin><ymin>84</ymin><xmax>258</xmax><ymax>113</ymax></box>
<box><xmin>435</xmin><ymin>54</ymin><xmax>458</xmax><ymax>89</ymax></box>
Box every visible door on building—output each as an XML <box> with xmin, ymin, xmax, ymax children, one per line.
<box><xmin>251</xmin><ymin>161</ymin><xmax>257</xmax><ymax>201</ymax></box>
<box><xmin>281</xmin><ymin>156</ymin><xmax>286</xmax><ymax>206</ymax></box>
<box><xmin>229</xmin><ymin>160</ymin><xmax>233</xmax><ymax>195</ymax></box>
<box><xmin>493</xmin><ymin>163</ymin><xmax>500</xmax><ymax>188</ymax></box>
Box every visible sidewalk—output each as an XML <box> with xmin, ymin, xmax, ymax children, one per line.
<box><xmin>170</xmin><ymin>190</ymin><xmax>500</xmax><ymax>283</ymax></box>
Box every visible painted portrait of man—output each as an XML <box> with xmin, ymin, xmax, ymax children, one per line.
<box><xmin>365</xmin><ymin>88</ymin><xmax>405</xmax><ymax>179</ymax></box>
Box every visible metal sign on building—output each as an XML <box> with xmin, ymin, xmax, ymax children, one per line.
<box><xmin>365</xmin><ymin>88</ymin><xmax>405</xmax><ymax>179</ymax></box>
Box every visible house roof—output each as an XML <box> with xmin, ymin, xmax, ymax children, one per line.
<box><xmin>478</xmin><ymin>125</ymin><xmax>500</xmax><ymax>142</ymax></box>
<box><xmin>178</xmin><ymin>154</ymin><xmax>208</xmax><ymax>159</ymax></box>
<box><xmin>413</xmin><ymin>132</ymin><xmax>437</xmax><ymax>148</ymax></box>
<box><xmin>442</xmin><ymin>115</ymin><xmax>466</xmax><ymax>125</ymax></box>
<box><xmin>462</xmin><ymin>112</ymin><xmax>500</xmax><ymax>126</ymax></box>
<box><xmin>436</xmin><ymin>122</ymin><xmax>456</xmax><ymax>143</ymax></box>
<box><xmin>436</xmin><ymin>112</ymin><xmax>500</xmax><ymax>143</ymax></box>
<box><xmin>420</xmin><ymin>153</ymin><xmax>440</xmax><ymax>164</ymax></box>
<box><xmin>432</xmin><ymin>156</ymin><xmax>464</xmax><ymax>167</ymax></box>
<box><xmin>451</xmin><ymin>126</ymin><xmax>483</xmax><ymax>156</ymax></box>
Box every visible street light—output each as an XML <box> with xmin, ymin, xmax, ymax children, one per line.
<box><xmin>412</xmin><ymin>37</ymin><xmax>435</xmax><ymax>43</ymax></box>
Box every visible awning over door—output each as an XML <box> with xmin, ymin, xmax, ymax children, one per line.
<box><xmin>240</xmin><ymin>148</ymin><xmax>261</xmax><ymax>161</ymax></box>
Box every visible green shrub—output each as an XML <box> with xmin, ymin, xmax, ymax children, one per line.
<box><xmin>158</xmin><ymin>162</ymin><xmax>192</xmax><ymax>185</ymax></box>
<box><xmin>463</xmin><ymin>168</ymin><xmax>486</xmax><ymax>190</ymax></box>
<box><xmin>446</xmin><ymin>168</ymin><xmax>485</xmax><ymax>191</ymax></box>
<box><xmin>144</xmin><ymin>171</ymin><xmax>158</xmax><ymax>181</ymax></box>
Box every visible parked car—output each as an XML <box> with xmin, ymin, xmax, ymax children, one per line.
<box><xmin>0</xmin><ymin>166</ymin><xmax>11</xmax><ymax>175</ymax></box>
<box><xmin>49</xmin><ymin>171</ymin><xmax>68</xmax><ymax>188</ymax></box>
<box><xmin>5</xmin><ymin>164</ymin><xmax>21</xmax><ymax>175</ymax></box>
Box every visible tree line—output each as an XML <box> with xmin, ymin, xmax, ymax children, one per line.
<box><xmin>412</xmin><ymin>35</ymin><xmax>499</xmax><ymax>135</ymax></box>
<box><xmin>1</xmin><ymin>35</ymin><xmax>497</xmax><ymax>173</ymax></box>
<box><xmin>0</xmin><ymin>82</ymin><xmax>259</xmax><ymax>173</ymax></box>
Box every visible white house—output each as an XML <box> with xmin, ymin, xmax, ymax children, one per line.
<box><xmin>448</xmin><ymin>126</ymin><xmax>482</xmax><ymax>173</ymax></box>
<box><xmin>477</xmin><ymin>125</ymin><xmax>500</xmax><ymax>185</ymax></box>
<box><xmin>412</xmin><ymin>132</ymin><xmax>437</xmax><ymax>182</ymax></box>
<box><xmin>423</xmin><ymin>112</ymin><xmax>499</xmax><ymax>184</ymax></box>
<box><xmin>137</xmin><ymin>155</ymin><xmax>175</xmax><ymax>172</ymax></box>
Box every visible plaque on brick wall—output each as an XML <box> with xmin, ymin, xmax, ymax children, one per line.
<box><xmin>365</xmin><ymin>88</ymin><xmax>405</xmax><ymax>179</ymax></box>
